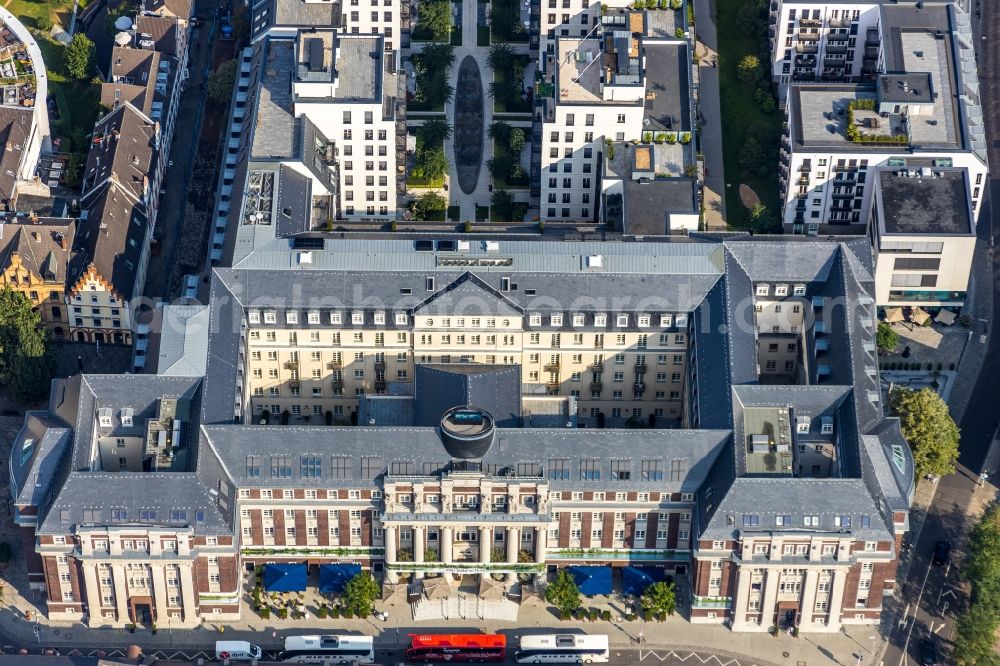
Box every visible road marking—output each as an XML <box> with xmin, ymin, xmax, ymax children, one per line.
<box><xmin>638</xmin><ymin>650</ymin><xmax>743</xmax><ymax>665</ymax></box>
<box><xmin>933</xmin><ymin>624</ymin><xmax>943</xmax><ymax>634</ymax></box>
<box><xmin>899</xmin><ymin>557</ymin><xmax>935</xmax><ymax>666</ymax></box>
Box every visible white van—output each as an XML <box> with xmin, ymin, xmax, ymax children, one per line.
<box><xmin>215</xmin><ymin>641</ymin><xmax>263</xmax><ymax>662</ymax></box>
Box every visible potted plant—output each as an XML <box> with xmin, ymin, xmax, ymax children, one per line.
<box><xmin>151</xmin><ymin>622</ymin><xmax>158</xmax><ymax>635</ymax></box>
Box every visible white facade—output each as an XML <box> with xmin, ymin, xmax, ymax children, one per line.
<box><xmin>768</xmin><ymin>2</ymin><xmax>881</xmax><ymax>86</ymax></box>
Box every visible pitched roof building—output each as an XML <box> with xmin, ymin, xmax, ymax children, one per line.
<box><xmin>15</xmin><ymin>234</ymin><xmax>914</xmax><ymax>632</ymax></box>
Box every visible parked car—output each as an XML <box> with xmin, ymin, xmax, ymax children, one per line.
<box><xmin>919</xmin><ymin>637</ymin><xmax>938</xmax><ymax>666</ymax></box>
<box><xmin>932</xmin><ymin>540</ymin><xmax>951</xmax><ymax>565</ymax></box>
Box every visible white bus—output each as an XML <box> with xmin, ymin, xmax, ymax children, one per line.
<box><xmin>278</xmin><ymin>635</ymin><xmax>375</xmax><ymax>664</ymax></box>
<box><xmin>514</xmin><ymin>634</ymin><xmax>610</xmax><ymax>663</ymax></box>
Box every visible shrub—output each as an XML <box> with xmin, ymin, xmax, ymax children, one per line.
<box><xmin>671</xmin><ymin>0</ymin><xmax>682</xmax><ymax>8</ymax></box>
<box><xmin>317</xmin><ymin>605</ymin><xmax>328</xmax><ymax>619</ymax></box>
<box><xmin>674</xmin><ymin>27</ymin><xmax>685</xmax><ymax>38</ymax></box>
<box><xmin>259</xmin><ymin>606</ymin><xmax>270</xmax><ymax>619</ymax></box>
<box><xmin>277</xmin><ymin>607</ymin><xmax>288</xmax><ymax>619</ymax></box>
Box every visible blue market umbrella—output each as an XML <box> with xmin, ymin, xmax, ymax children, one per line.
<box><xmin>622</xmin><ymin>566</ymin><xmax>669</xmax><ymax>596</ymax></box>
<box><xmin>263</xmin><ymin>563</ymin><xmax>307</xmax><ymax>592</ymax></box>
<box><xmin>318</xmin><ymin>563</ymin><xmax>361</xmax><ymax>594</ymax></box>
<box><xmin>567</xmin><ymin>565</ymin><xmax>612</xmax><ymax>596</ymax></box>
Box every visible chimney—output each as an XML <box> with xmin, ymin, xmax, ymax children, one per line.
<box><xmin>32</xmin><ymin>231</ymin><xmax>40</xmax><ymax>242</ymax></box>
<box><xmin>56</xmin><ymin>232</ymin><xmax>68</xmax><ymax>250</ymax></box>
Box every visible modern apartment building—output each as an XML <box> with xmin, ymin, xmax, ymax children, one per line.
<box><xmin>13</xmin><ymin>234</ymin><xmax>914</xmax><ymax>632</ymax></box>
<box><xmin>868</xmin><ymin>166</ymin><xmax>975</xmax><ymax>306</ymax></box>
<box><xmin>0</xmin><ymin>8</ymin><xmax>51</xmax><ymax>207</ymax></box>
<box><xmin>778</xmin><ymin>2</ymin><xmax>988</xmax><ymax>241</ymax></box>
<box><xmin>537</xmin><ymin>8</ymin><xmax>696</xmax><ymax>225</ymax></box>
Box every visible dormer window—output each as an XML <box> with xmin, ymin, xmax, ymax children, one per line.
<box><xmin>330</xmin><ymin>311</ymin><xmax>342</xmax><ymax>325</ymax></box>
<box><xmin>373</xmin><ymin>311</ymin><xmax>385</xmax><ymax>325</ymax></box>
<box><xmin>821</xmin><ymin>417</ymin><xmax>834</xmax><ymax>434</ymax></box>
<box><xmin>573</xmin><ymin>314</ymin><xmax>585</xmax><ymax>327</ymax></box>
<box><xmin>775</xmin><ymin>284</ymin><xmax>788</xmax><ymax>297</ymax></box>
<box><xmin>756</xmin><ymin>284</ymin><xmax>769</xmax><ymax>296</ymax></box>
<box><xmin>550</xmin><ymin>314</ymin><xmax>563</xmax><ymax>326</ymax></box>
<box><xmin>286</xmin><ymin>311</ymin><xmax>298</xmax><ymax>325</ymax></box>
<box><xmin>263</xmin><ymin>311</ymin><xmax>276</xmax><ymax>324</ymax></box>
<box><xmin>616</xmin><ymin>314</ymin><xmax>628</xmax><ymax>327</ymax></box>
<box><xmin>307</xmin><ymin>310</ymin><xmax>320</xmax><ymax>324</ymax></box>
<box><xmin>98</xmin><ymin>408</ymin><xmax>113</xmax><ymax>428</ymax></box>
<box><xmin>351</xmin><ymin>311</ymin><xmax>364</xmax><ymax>325</ymax></box>
<box><xmin>529</xmin><ymin>314</ymin><xmax>541</xmax><ymax>326</ymax></box>
<box><xmin>595</xmin><ymin>314</ymin><xmax>607</xmax><ymax>327</ymax></box>
<box><xmin>248</xmin><ymin>310</ymin><xmax>260</xmax><ymax>324</ymax></box>
<box><xmin>638</xmin><ymin>315</ymin><xmax>650</xmax><ymax>327</ymax></box>
<box><xmin>120</xmin><ymin>408</ymin><xmax>133</xmax><ymax>427</ymax></box>
<box><xmin>395</xmin><ymin>313</ymin><xmax>408</xmax><ymax>325</ymax></box>
<box><xmin>660</xmin><ymin>314</ymin><xmax>673</xmax><ymax>327</ymax></box>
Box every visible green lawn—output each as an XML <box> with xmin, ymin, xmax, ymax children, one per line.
<box><xmin>715</xmin><ymin>0</ymin><xmax>781</xmax><ymax>230</ymax></box>
<box><xmin>6</xmin><ymin>0</ymin><xmax>78</xmax><ymax>30</ymax></box>
<box><xmin>36</xmin><ymin>36</ymin><xmax>101</xmax><ymax>162</ymax></box>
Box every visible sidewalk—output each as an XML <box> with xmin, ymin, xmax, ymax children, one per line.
<box><xmin>693</xmin><ymin>0</ymin><xmax>727</xmax><ymax>230</ymax></box>
<box><xmin>945</xmin><ymin>240</ymin><xmax>993</xmax><ymax>425</ymax></box>
<box><xmin>0</xmin><ymin>592</ymin><xmax>885</xmax><ymax>666</ymax></box>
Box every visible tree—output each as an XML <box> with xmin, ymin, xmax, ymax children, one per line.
<box><xmin>417</xmin><ymin>0</ymin><xmax>452</xmax><ymax>41</ymax></box>
<box><xmin>889</xmin><ymin>387</ymin><xmax>960</xmax><ymax>478</ymax></box>
<box><xmin>342</xmin><ymin>572</ymin><xmax>380</xmax><ymax>618</ymax></box>
<box><xmin>737</xmin><ymin>54</ymin><xmax>760</xmax><ymax>82</ymax></box>
<box><xmin>487</xmin><ymin>43</ymin><xmax>517</xmax><ymax>73</ymax></box>
<box><xmin>954</xmin><ymin>603</ymin><xmax>1000</xmax><ymax>666</ymax></box>
<box><xmin>876</xmin><ymin>322</ymin><xmax>899</xmax><ymax>354</ymax></box>
<box><xmin>491</xmin><ymin>188</ymin><xmax>515</xmax><ymax>222</ymax></box>
<box><xmin>36</xmin><ymin>15</ymin><xmax>53</xmax><ymax>32</ymax></box>
<box><xmin>413</xmin><ymin>191</ymin><xmax>447</xmax><ymax>220</ymax></box>
<box><xmin>0</xmin><ymin>290</ymin><xmax>53</xmax><ymax>403</ymax></box>
<box><xmin>544</xmin><ymin>570</ymin><xmax>580</xmax><ymax>614</ymax></box>
<box><xmin>509</xmin><ymin>128</ymin><xmax>525</xmax><ymax>156</ymax></box>
<box><xmin>487</xmin><ymin>155</ymin><xmax>515</xmax><ymax>183</ymax></box>
<box><xmin>640</xmin><ymin>581</ymin><xmax>676</xmax><ymax>616</ymax></box>
<box><xmin>64</xmin><ymin>34</ymin><xmax>94</xmax><ymax>80</ymax></box>
<box><xmin>412</xmin><ymin>145</ymin><xmax>449</xmax><ymax>183</ymax></box>
<box><xmin>749</xmin><ymin>203</ymin><xmax>767</xmax><ymax>230</ymax></box>
<box><xmin>488</xmin><ymin>120</ymin><xmax>512</xmax><ymax>145</ymax></box>
<box><xmin>954</xmin><ymin>506</ymin><xmax>1000</xmax><ymax>665</ymax></box>
<box><xmin>208</xmin><ymin>59</ymin><xmax>238</xmax><ymax>103</ymax></box>
<box><xmin>490</xmin><ymin>547</ymin><xmax>506</xmax><ymax>563</ymax></box>
<box><xmin>416</xmin><ymin>119</ymin><xmax>452</xmax><ymax>149</ymax></box>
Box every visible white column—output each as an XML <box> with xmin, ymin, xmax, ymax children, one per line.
<box><xmin>798</xmin><ymin>568</ymin><xmax>820</xmax><ymax>627</ymax></box>
<box><xmin>534</xmin><ymin>527</ymin><xmax>547</xmax><ymax>564</ymax></box>
<box><xmin>506</xmin><ymin>527</ymin><xmax>520</xmax><ymax>563</ymax></box>
<box><xmin>479</xmin><ymin>527</ymin><xmax>491</xmax><ymax>564</ymax></box>
<box><xmin>730</xmin><ymin>566</ymin><xmax>754</xmax><ymax>630</ymax></box>
<box><xmin>111</xmin><ymin>563</ymin><xmax>129</xmax><ymax>623</ymax></box>
<box><xmin>413</xmin><ymin>527</ymin><xmax>425</xmax><ymax>580</ymax></box>
<box><xmin>82</xmin><ymin>564</ymin><xmax>103</xmax><ymax>626</ymax></box>
<box><xmin>150</xmin><ymin>564</ymin><xmax>169</xmax><ymax>623</ymax></box>
<box><xmin>441</xmin><ymin>527</ymin><xmax>453</xmax><ymax>564</ymax></box>
<box><xmin>505</xmin><ymin>527</ymin><xmax>520</xmax><ymax>582</ymax></box>
<box><xmin>179</xmin><ymin>564</ymin><xmax>198</xmax><ymax>624</ymax></box>
<box><xmin>383</xmin><ymin>526</ymin><xmax>398</xmax><ymax>583</ymax></box>
<box><xmin>760</xmin><ymin>569</ymin><xmax>780</xmax><ymax>628</ymax></box>
<box><xmin>827</xmin><ymin>569</ymin><xmax>848</xmax><ymax>630</ymax></box>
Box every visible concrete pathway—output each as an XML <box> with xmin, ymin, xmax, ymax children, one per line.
<box><xmin>693</xmin><ymin>0</ymin><xmax>727</xmax><ymax>229</ymax></box>
<box><xmin>442</xmin><ymin>0</ymin><xmax>495</xmax><ymax>222</ymax></box>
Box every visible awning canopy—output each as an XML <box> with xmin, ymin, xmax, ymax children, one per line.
<box><xmin>621</xmin><ymin>566</ymin><xmax>670</xmax><ymax>596</ymax></box>
<box><xmin>910</xmin><ymin>307</ymin><xmax>931</xmax><ymax>326</ymax></box>
<box><xmin>263</xmin><ymin>563</ymin><xmax>307</xmax><ymax>592</ymax></box>
<box><xmin>884</xmin><ymin>307</ymin><xmax>905</xmax><ymax>323</ymax></box>
<box><xmin>422</xmin><ymin>576</ymin><xmax>453</xmax><ymax>600</ymax></box>
<box><xmin>478</xmin><ymin>576</ymin><xmax>506</xmax><ymax>600</ymax></box>
<box><xmin>935</xmin><ymin>309</ymin><xmax>957</xmax><ymax>325</ymax></box>
<box><xmin>568</xmin><ymin>565</ymin><xmax>612</xmax><ymax>596</ymax></box>
<box><xmin>318</xmin><ymin>563</ymin><xmax>361</xmax><ymax>594</ymax></box>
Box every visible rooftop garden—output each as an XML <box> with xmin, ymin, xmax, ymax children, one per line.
<box><xmin>845</xmin><ymin>98</ymin><xmax>909</xmax><ymax>144</ymax></box>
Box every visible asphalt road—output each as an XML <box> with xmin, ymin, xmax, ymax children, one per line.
<box><xmin>881</xmin><ymin>0</ymin><xmax>1000</xmax><ymax>661</ymax></box>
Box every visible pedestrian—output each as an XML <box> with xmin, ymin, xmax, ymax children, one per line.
<box><xmin>272</xmin><ymin>630</ymin><xmax>277</xmax><ymax>640</ymax></box>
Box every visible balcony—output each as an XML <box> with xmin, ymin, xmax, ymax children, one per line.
<box><xmin>544</xmin><ymin>363</ymin><xmax>561</xmax><ymax>373</ymax></box>
<box><xmin>796</xmin><ymin>43</ymin><xmax>819</xmax><ymax>54</ymax></box>
<box><xmin>590</xmin><ymin>362</ymin><xmax>604</xmax><ymax>371</ymax></box>
<box><xmin>824</xmin><ymin>57</ymin><xmax>847</xmax><ymax>68</ymax></box>
<box><xmin>327</xmin><ymin>360</ymin><xmax>343</xmax><ymax>369</ymax></box>
<box><xmin>284</xmin><ymin>361</ymin><xmax>298</xmax><ymax>369</ymax></box>
<box><xmin>634</xmin><ymin>363</ymin><xmax>647</xmax><ymax>374</ymax></box>
<box><xmin>825</xmin><ymin>43</ymin><xmax>848</xmax><ymax>55</ymax></box>
<box><xmin>828</xmin><ymin>16</ymin><xmax>850</xmax><ymax>28</ymax></box>
<box><xmin>330</xmin><ymin>380</ymin><xmax>344</xmax><ymax>390</ymax></box>
<box><xmin>799</xmin><ymin>18</ymin><xmax>821</xmax><ymax>27</ymax></box>
<box><xmin>374</xmin><ymin>361</ymin><xmax>386</xmax><ymax>372</ymax></box>
<box><xmin>590</xmin><ymin>382</ymin><xmax>603</xmax><ymax>392</ymax></box>
<box><xmin>547</xmin><ymin>380</ymin><xmax>561</xmax><ymax>389</ymax></box>
<box><xmin>374</xmin><ymin>381</ymin><xmax>387</xmax><ymax>391</ymax></box>
<box><xmin>798</xmin><ymin>31</ymin><xmax>819</xmax><ymax>42</ymax></box>
<box><xmin>633</xmin><ymin>383</ymin><xmax>646</xmax><ymax>396</ymax></box>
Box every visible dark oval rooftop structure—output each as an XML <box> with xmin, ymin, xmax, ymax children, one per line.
<box><xmin>439</xmin><ymin>406</ymin><xmax>495</xmax><ymax>459</ymax></box>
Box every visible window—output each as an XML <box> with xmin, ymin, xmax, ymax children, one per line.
<box><xmin>640</xmin><ymin>460</ymin><xmax>662</xmax><ymax>481</ymax></box>
<box><xmin>548</xmin><ymin>459</ymin><xmax>570</xmax><ymax>480</ymax></box>
<box><xmin>580</xmin><ymin>459</ymin><xmax>600</xmax><ymax>480</ymax></box>
<box><xmin>611</xmin><ymin>460</ymin><xmax>631</xmax><ymax>480</ymax></box>
<box><xmin>804</xmin><ymin>515</ymin><xmax>820</xmax><ymax>527</ymax></box>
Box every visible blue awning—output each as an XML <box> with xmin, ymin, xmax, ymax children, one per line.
<box><xmin>263</xmin><ymin>563</ymin><xmax>307</xmax><ymax>592</ymax></box>
<box><xmin>568</xmin><ymin>565</ymin><xmax>612</xmax><ymax>596</ymax></box>
<box><xmin>318</xmin><ymin>563</ymin><xmax>361</xmax><ymax>594</ymax></box>
<box><xmin>622</xmin><ymin>566</ymin><xmax>670</xmax><ymax>596</ymax></box>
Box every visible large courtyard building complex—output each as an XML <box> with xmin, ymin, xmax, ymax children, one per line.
<box><xmin>12</xmin><ymin>233</ymin><xmax>915</xmax><ymax>632</ymax></box>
